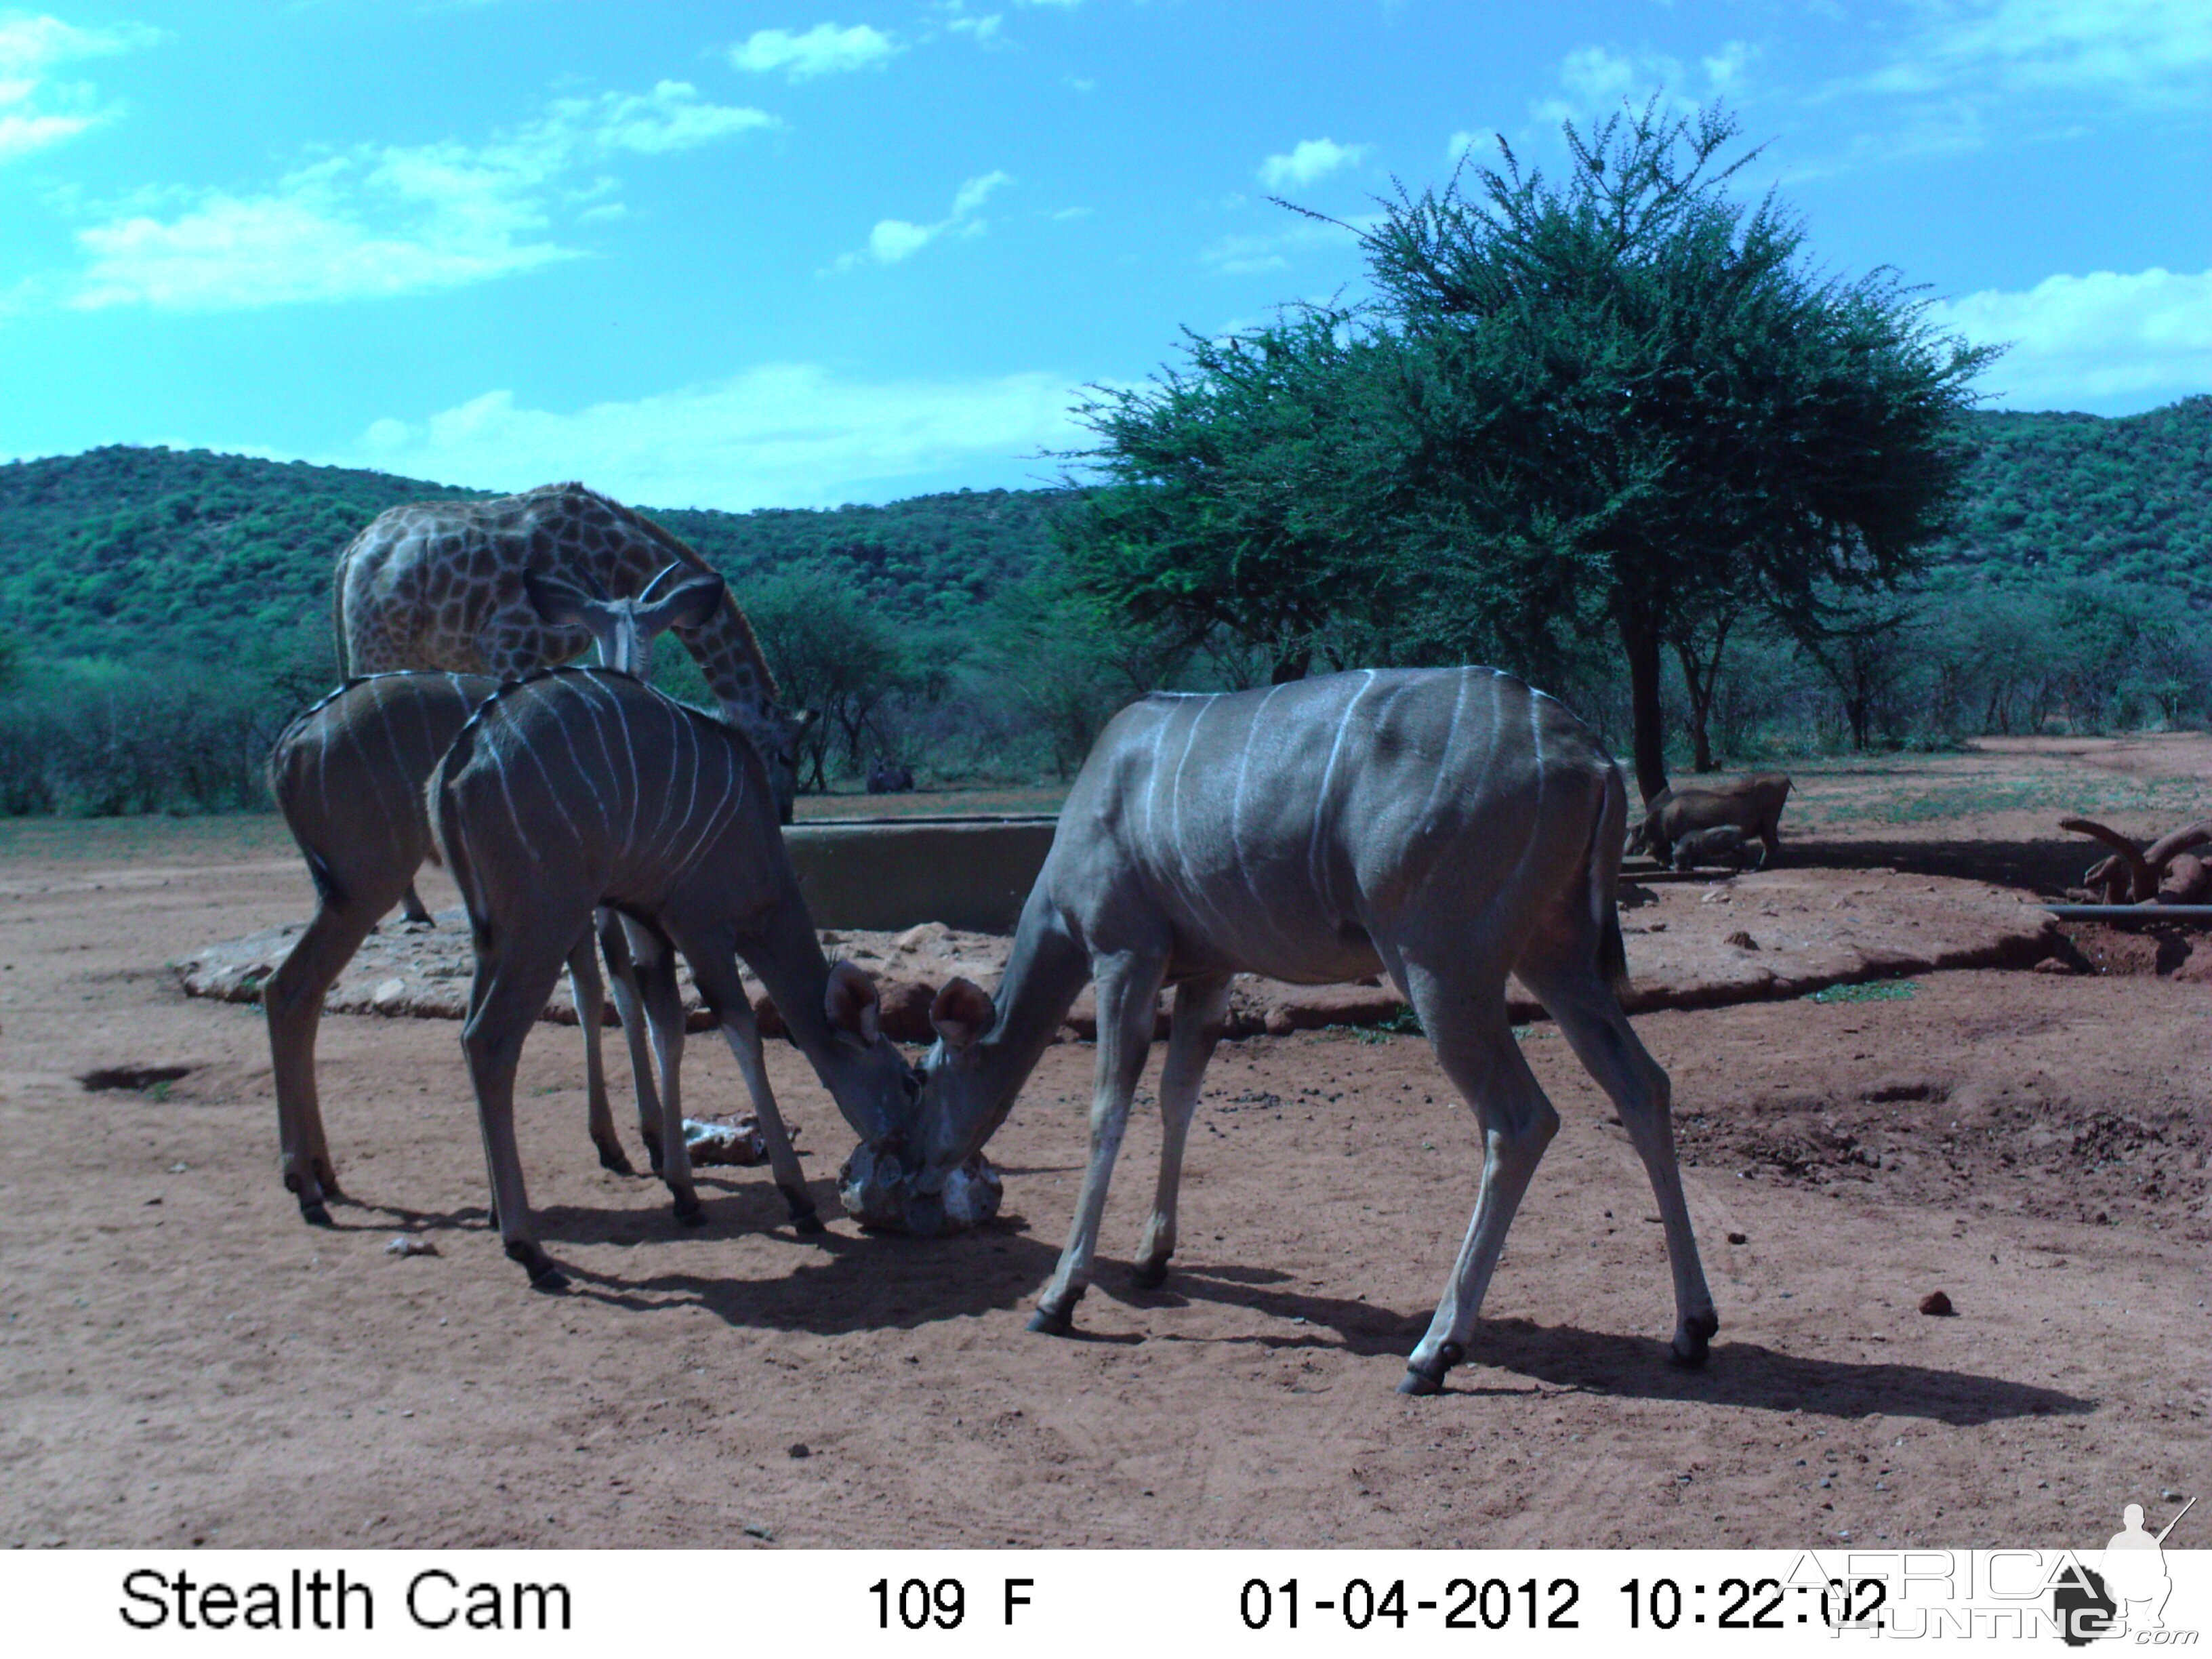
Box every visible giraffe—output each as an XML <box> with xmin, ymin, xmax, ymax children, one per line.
<box><xmin>333</xmin><ymin>481</ymin><xmax>811</xmax><ymax>821</ymax></box>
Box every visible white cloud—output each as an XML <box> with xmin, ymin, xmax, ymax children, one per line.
<box><xmin>1200</xmin><ymin>216</ymin><xmax>1366</xmax><ymax>279</ymax></box>
<box><xmin>1445</xmin><ymin>129</ymin><xmax>1498</xmax><ymax>166</ymax></box>
<box><xmin>1256</xmin><ymin>138</ymin><xmax>1370</xmax><ymax>192</ymax></box>
<box><xmin>1865</xmin><ymin>0</ymin><xmax>2212</xmax><ymax>107</ymax></box>
<box><xmin>727</xmin><ymin>22</ymin><xmax>899</xmax><ymax>79</ymax></box>
<box><xmin>53</xmin><ymin>81</ymin><xmax>775</xmax><ymax>312</ymax></box>
<box><xmin>335</xmin><ymin>365</ymin><xmax>1090</xmax><ymax>509</ymax></box>
<box><xmin>1927</xmin><ymin>266</ymin><xmax>2212</xmax><ymax>409</ymax></box>
<box><xmin>948</xmin><ymin>14</ymin><xmax>1004</xmax><ymax>46</ymax></box>
<box><xmin>1528</xmin><ymin>41</ymin><xmax>1755</xmax><ymax>127</ymax></box>
<box><xmin>836</xmin><ymin>169</ymin><xmax>1012</xmax><ymax>268</ymax></box>
<box><xmin>0</xmin><ymin>13</ymin><xmax>161</xmax><ymax>164</ymax></box>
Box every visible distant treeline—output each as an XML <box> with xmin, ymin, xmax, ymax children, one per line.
<box><xmin>0</xmin><ymin>396</ymin><xmax>2207</xmax><ymax>815</ymax></box>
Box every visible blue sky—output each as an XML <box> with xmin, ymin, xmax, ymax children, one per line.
<box><xmin>1</xmin><ymin>1</ymin><xmax>2207</xmax><ymax>510</ymax></box>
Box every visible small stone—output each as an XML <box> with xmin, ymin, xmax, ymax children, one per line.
<box><xmin>786</xmin><ymin>1442</ymin><xmax>811</xmax><ymax>1459</ymax></box>
<box><xmin>385</xmin><ymin>1235</ymin><xmax>440</xmax><ymax>1258</ymax></box>
<box><xmin>1727</xmin><ymin>1231</ymin><xmax>1748</xmax><ymax>1245</ymax></box>
<box><xmin>372</xmin><ymin>977</ymin><xmax>407</xmax><ymax>1009</ymax></box>
<box><xmin>743</xmin><ymin>1524</ymin><xmax>774</xmax><ymax>1541</ymax></box>
<box><xmin>1725</xmin><ymin>930</ymin><xmax>1759</xmax><ymax>951</ymax></box>
<box><xmin>1919</xmin><ymin>1290</ymin><xmax>1954</xmax><ymax>1316</ymax></box>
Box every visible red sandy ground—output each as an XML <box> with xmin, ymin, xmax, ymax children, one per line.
<box><xmin>1</xmin><ymin>736</ymin><xmax>2206</xmax><ymax>1550</ymax></box>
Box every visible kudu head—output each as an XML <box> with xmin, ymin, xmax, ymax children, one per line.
<box><xmin>819</xmin><ymin>958</ymin><xmax>926</xmax><ymax>1141</ymax></box>
<box><xmin>905</xmin><ymin>976</ymin><xmax>1004</xmax><ymax>1168</ymax></box>
<box><xmin>522</xmin><ymin>562</ymin><xmax>725</xmax><ymax>677</ymax></box>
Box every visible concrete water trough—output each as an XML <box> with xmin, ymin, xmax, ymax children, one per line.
<box><xmin>783</xmin><ymin>814</ymin><xmax>1059</xmax><ymax>933</ymax></box>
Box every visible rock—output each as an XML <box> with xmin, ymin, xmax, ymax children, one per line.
<box><xmin>384</xmin><ymin>1235</ymin><xmax>440</xmax><ymax>1258</ymax></box>
<box><xmin>874</xmin><ymin>978</ymin><xmax>940</xmax><ymax>1044</ymax></box>
<box><xmin>838</xmin><ymin>1141</ymin><xmax>1003</xmax><ymax>1235</ymax></box>
<box><xmin>371</xmin><ymin>977</ymin><xmax>407</xmax><ymax>1010</ymax></box>
<box><xmin>1919</xmin><ymin>1290</ymin><xmax>1954</xmax><ymax>1316</ymax></box>
<box><xmin>1725</xmin><ymin>930</ymin><xmax>1759</xmax><ymax>951</ymax></box>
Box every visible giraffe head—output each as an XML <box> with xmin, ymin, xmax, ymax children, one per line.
<box><xmin>751</xmin><ymin>707</ymin><xmax>816</xmax><ymax>825</ymax></box>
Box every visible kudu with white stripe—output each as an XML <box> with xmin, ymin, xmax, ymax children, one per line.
<box><xmin>430</xmin><ymin>666</ymin><xmax>918</xmax><ymax>1289</ymax></box>
<box><xmin>264</xmin><ymin>567</ymin><xmax>722</xmax><ymax>1225</ymax></box>
<box><xmin>907</xmin><ymin>667</ymin><xmax>1719</xmax><ymax>1393</ymax></box>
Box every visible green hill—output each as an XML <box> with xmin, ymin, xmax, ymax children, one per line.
<box><xmin>1931</xmin><ymin>395</ymin><xmax>2212</xmax><ymax>604</ymax></box>
<box><xmin>0</xmin><ymin>445</ymin><xmax>1070</xmax><ymax>668</ymax></box>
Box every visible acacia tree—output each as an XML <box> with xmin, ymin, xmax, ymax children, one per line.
<box><xmin>1055</xmin><ymin>310</ymin><xmax>1420</xmax><ymax>685</ymax></box>
<box><xmin>1360</xmin><ymin>100</ymin><xmax>1997</xmax><ymax>800</ymax></box>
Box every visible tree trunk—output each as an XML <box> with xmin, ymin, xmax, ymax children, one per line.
<box><xmin>1622</xmin><ymin>619</ymin><xmax>1670</xmax><ymax>805</ymax></box>
<box><xmin>1671</xmin><ymin>624</ymin><xmax>1729</xmax><ymax>774</ymax></box>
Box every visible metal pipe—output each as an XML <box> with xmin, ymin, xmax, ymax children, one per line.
<box><xmin>2045</xmin><ymin>904</ymin><xmax>2212</xmax><ymax>923</ymax></box>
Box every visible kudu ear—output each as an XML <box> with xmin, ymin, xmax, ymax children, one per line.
<box><xmin>929</xmin><ymin>977</ymin><xmax>996</xmax><ymax>1050</ymax></box>
<box><xmin>824</xmin><ymin>959</ymin><xmax>882</xmax><ymax>1044</ymax></box>
<box><xmin>521</xmin><ymin>567</ymin><xmax>600</xmax><ymax>631</ymax></box>
<box><xmin>637</xmin><ymin>565</ymin><xmax>726</xmax><ymax>636</ymax></box>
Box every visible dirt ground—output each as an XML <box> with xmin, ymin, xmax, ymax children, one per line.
<box><xmin>2</xmin><ymin>735</ymin><xmax>2207</xmax><ymax>1551</ymax></box>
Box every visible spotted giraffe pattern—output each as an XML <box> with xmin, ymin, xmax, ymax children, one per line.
<box><xmin>333</xmin><ymin>482</ymin><xmax>806</xmax><ymax>818</ymax></box>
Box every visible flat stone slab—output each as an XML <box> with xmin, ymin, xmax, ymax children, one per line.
<box><xmin>176</xmin><ymin>867</ymin><xmax>2060</xmax><ymax>1041</ymax></box>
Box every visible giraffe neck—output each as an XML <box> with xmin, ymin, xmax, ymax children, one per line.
<box><xmin>687</xmin><ymin>602</ymin><xmax>786</xmax><ymax>735</ymax></box>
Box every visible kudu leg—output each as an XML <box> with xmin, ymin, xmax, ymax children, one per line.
<box><xmin>596</xmin><ymin>910</ymin><xmax>665</xmax><ymax>1170</ymax></box>
<box><xmin>629</xmin><ymin>938</ymin><xmax>703</xmax><ymax>1227</ymax></box>
<box><xmin>398</xmin><ymin>882</ymin><xmax>435</xmax><ymax>926</ymax></box>
<box><xmin>1396</xmin><ymin>967</ymin><xmax>1561</xmax><ymax>1395</ymax></box>
<box><xmin>265</xmin><ymin>892</ymin><xmax>394</xmax><ymax>1225</ymax></box>
<box><xmin>1519</xmin><ymin>961</ymin><xmax>1718</xmax><ymax>1369</ymax></box>
<box><xmin>1032</xmin><ymin>952</ymin><xmax>1168</xmax><ymax>1334</ymax></box>
<box><xmin>459</xmin><ymin>920</ymin><xmax>577</xmax><ymax>1290</ymax></box>
<box><xmin>678</xmin><ymin>947</ymin><xmax>819</xmax><ymax>1233</ymax></box>
<box><xmin>1132</xmin><ymin>974</ymin><xmax>1234</xmax><ymax>1288</ymax></box>
<box><xmin>716</xmin><ymin>1004</ymin><xmax>822</xmax><ymax>1234</ymax></box>
<box><xmin>563</xmin><ymin>931</ymin><xmax>631</xmax><ymax>1176</ymax></box>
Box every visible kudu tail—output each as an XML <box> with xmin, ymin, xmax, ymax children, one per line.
<box><xmin>1590</xmin><ymin>762</ymin><xmax>1632</xmax><ymax>996</ymax></box>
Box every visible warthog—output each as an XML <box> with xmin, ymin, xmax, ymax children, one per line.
<box><xmin>1629</xmin><ymin>773</ymin><xmax>1792</xmax><ymax>865</ymax></box>
<box><xmin>1671</xmin><ymin>825</ymin><xmax>1767</xmax><ymax>873</ymax></box>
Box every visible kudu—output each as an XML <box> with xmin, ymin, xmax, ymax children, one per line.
<box><xmin>264</xmin><ymin>566</ymin><xmax>722</xmax><ymax>1226</ymax></box>
<box><xmin>903</xmin><ymin>667</ymin><xmax>1718</xmax><ymax>1393</ymax></box>
<box><xmin>429</xmin><ymin>667</ymin><xmax>920</xmax><ymax>1289</ymax></box>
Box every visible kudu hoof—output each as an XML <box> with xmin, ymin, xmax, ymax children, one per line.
<box><xmin>1130</xmin><ymin>1258</ymin><xmax>1169</xmax><ymax>1290</ymax></box>
<box><xmin>507</xmin><ymin>1241</ymin><xmax>568</xmax><ymax>1292</ymax></box>
<box><xmin>597</xmin><ymin>1145</ymin><xmax>635</xmax><ymax>1176</ymax></box>
<box><xmin>672</xmin><ymin>1193</ymin><xmax>708</xmax><ymax>1228</ymax></box>
<box><xmin>1397</xmin><ymin>1341</ymin><xmax>1464</xmax><ymax>1396</ymax></box>
<box><xmin>1666</xmin><ymin>1310</ymin><xmax>1720</xmax><ymax>1370</ymax></box>
<box><xmin>297</xmin><ymin>1196</ymin><xmax>334</xmax><ymax>1228</ymax></box>
<box><xmin>779</xmin><ymin>1184</ymin><xmax>825</xmax><ymax>1234</ymax></box>
<box><xmin>1027</xmin><ymin>1307</ymin><xmax>1076</xmax><ymax>1336</ymax></box>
